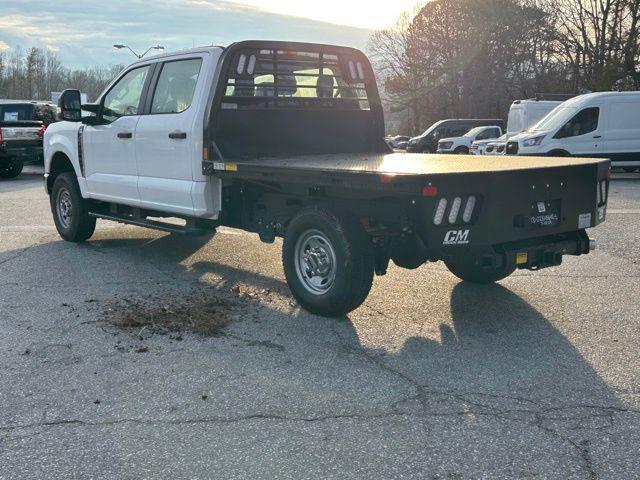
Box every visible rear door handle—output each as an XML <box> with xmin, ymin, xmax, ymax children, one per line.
<box><xmin>168</xmin><ymin>131</ymin><xmax>187</xmax><ymax>139</ymax></box>
<box><xmin>593</xmin><ymin>135</ymin><xmax>602</xmax><ymax>139</ymax></box>
<box><xmin>117</xmin><ymin>132</ymin><xmax>132</xmax><ymax>139</ymax></box>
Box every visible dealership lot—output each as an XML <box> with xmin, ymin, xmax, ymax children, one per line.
<box><xmin>1</xmin><ymin>171</ymin><xmax>639</xmax><ymax>479</ymax></box>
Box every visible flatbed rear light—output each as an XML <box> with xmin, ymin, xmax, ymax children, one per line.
<box><xmin>463</xmin><ymin>196</ymin><xmax>476</xmax><ymax>222</ymax></box>
<box><xmin>421</xmin><ymin>185</ymin><xmax>438</xmax><ymax>197</ymax></box>
<box><xmin>448</xmin><ymin>197</ymin><xmax>462</xmax><ymax>224</ymax></box>
<box><xmin>432</xmin><ymin>195</ymin><xmax>478</xmax><ymax>226</ymax></box>
<box><xmin>433</xmin><ymin>198</ymin><xmax>447</xmax><ymax>225</ymax></box>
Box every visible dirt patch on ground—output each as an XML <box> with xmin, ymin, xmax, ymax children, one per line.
<box><xmin>103</xmin><ymin>295</ymin><xmax>233</xmax><ymax>337</ymax></box>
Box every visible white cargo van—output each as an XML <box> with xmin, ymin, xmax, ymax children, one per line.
<box><xmin>473</xmin><ymin>99</ymin><xmax>561</xmax><ymax>155</ymax></box>
<box><xmin>506</xmin><ymin>100</ymin><xmax>561</xmax><ymax>136</ymax></box>
<box><xmin>506</xmin><ymin>92</ymin><xmax>640</xmax><ymax>171</ymax></box>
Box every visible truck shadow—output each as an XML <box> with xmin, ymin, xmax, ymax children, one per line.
<box><xmin>3</xmin><ymin>230</ymin><xmax>621</xmax><ymax>427</ymax></box>
<box><xmin>88</xmin><ymin>232</ymin><xmax>619</xmax><ymax>411</ymax></box>
<box><xmin>337</xmin><ymin>281</ymin><xmax>621</xmax><ymax>421</ymax></box>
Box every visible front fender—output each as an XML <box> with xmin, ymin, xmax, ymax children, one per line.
<box><xmin>44</xmin><ymin>122</ymin><xmax>82</xmax><ymax>176</ymax></box>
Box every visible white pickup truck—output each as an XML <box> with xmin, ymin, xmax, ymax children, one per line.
<box><xmin>436</xmin><ymin>125</ymin><xmax>503</xmax><ymax>154</ymax></box>
<box><xmin>44</xmin><ymin>41</ymin><xmax>609</xmax><ymax>317</ymax></box>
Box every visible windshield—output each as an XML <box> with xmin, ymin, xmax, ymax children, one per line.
<box><xmin>464</xmin><ymin>126</ymin><xmax>485</xmax><ymax>137</ymax></box>
<box><xmin>419</xmin><ymin>120</ymin><xmax>444</xmax><ymax>138</ymax></box>
<box><xmin>530</xmin><ymin>106</ymin><xmax>577</xmax><ymax>133</ymax></box>
<box><xmin>507</xmin><ymin>108</ymin><xmax>524</xmax><ymax>133</ymax></box>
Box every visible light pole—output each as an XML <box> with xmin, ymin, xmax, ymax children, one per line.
<box><xmin>113</xmin><ymin>44</ymin><xmax>165</xmax><ymax>59</ymax></box>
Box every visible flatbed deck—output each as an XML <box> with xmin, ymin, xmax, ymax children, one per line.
<box><xmin>208</xmin><ymin>152</ymin><xmax>608</xmax><ymax>177</ymax></box>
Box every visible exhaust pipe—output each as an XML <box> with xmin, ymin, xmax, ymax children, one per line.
<box><xmin>589</xmin><ymin>239</ymin><xmax>597</xmax><ymax>251</ymax></box>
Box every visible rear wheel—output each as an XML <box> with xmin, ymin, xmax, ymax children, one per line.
<box><xmin>445</xmin><ymin>257</ymin><xmax>515</xmax><ymax>284</ymax></box>
<box><xmin>50</xmin><ymin>172</ymin><xmax>96</xmax><ymax>242</ymax></box>
<box><xmin>623</xmin><ymin>167</ymin><xmax>637</xmax><ymax>173</ymax></box>
<box><xmin>0</xmin><ymin>157</ymin><xmax>24</xmax><ymax>179</ymax></box>
<box><xmin>283</xmin><ymin>206</ymin><xmax>374</xmax><ymax>317</ymax></box>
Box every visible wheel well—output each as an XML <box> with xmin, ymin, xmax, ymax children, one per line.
<box><xmin>547</xmin><ymin>149</ymin><xmax>570</xmax><ymax>157</ymax></box>
<box><xmin>47</xmin><ymin>152</ymin><xmax>75</xmax><ymax>194</ymax></box>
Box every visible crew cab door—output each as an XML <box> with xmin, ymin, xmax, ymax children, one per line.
<box><xmin>135</xmin><ymin>57</ymin><xmax>204</xmax><ymax>214</ymax></box>
<box><xmin>83</xmin><ymin>64</ymin><xmax>152</xmax><ymax>204</ymax></box>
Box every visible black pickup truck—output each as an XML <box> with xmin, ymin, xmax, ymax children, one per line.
<box><xmin>0</xmin><ymin>101</ymin><xmax>53</xmax><ymax>179</ymax></box>
<box><xmin>50</xmin><ymin>41</ymin><xmax>609</xmax><ymax>317</ymax></box>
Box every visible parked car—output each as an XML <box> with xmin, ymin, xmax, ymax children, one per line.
<box><xmin>44</xmin><ymin>41</ymin><xmax>608</xmax><ymax>317</ymax></box>
<box><xmin>437</xmin><ymin>125</ymin><xmax>502</xmax><ymax>154</ymax></box>
<box><xmin>506</xmin><ymin>92</ymin><xmax>640</xmax><ymax>172</ymax></box>
<box><xmin>0</xmin><ymin>100</ymin><xmax>54</xmax><ymax>179</ymax></box>
<box><xmin>483</xmin><ymin>135</ymin><xmax>509</xmax><ymax>155</ymax></box>
<box><xmin>406</xmin><ymin>118</ymin><xmax>505</xmax><ymax>153</ymax></box>
<box><xmin>386</xmin><ymin>135</ymin><xmax>411</xmax><ymax>149</ymax></box>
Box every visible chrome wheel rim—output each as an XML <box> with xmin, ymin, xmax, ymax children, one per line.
<box><xmin>294</xmin><ymin>229</ymin><xmax>337</xmax><ymax>295</ymax></box>
<box><xmin>56</xmin><ymin>188</ymin><xmax>73</xmax><ymax>229</ymax></box>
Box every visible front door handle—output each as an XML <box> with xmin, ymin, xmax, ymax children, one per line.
<box><xmin>593</xmin><ymin>135</ymin><xmax>602</xmax><ymax>139</ymax></box>
<box><xmin>168</xmin><ymin>131</ymin><xmax>187</xmax><ymax>139</ymax></box>
<box><xmin>117</xmin><ymin>132</ymin><xmax>133</xmax><ymax>139</ymax></box>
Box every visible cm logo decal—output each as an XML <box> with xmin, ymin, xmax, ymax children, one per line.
<box><xmin>443</xmin><ymin>229</ymin><xmax>470</xmax><ymax>245</ymax></box>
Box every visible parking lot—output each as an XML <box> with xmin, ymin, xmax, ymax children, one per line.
<box><xmin>1</xmin><ymin>169</ymin><xmax>639</xmax><ymax>479</ymax></box>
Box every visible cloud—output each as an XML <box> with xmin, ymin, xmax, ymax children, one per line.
<box><xmin>0</xmin><ymin>0</ymin><xmax>372</xmax><ymax>67</ymax></box>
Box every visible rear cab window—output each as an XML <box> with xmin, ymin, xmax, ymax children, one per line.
<box><xmin>222</xmin><ymin>49</ymin><xmax>371</xmax><ymax>111</ymax></box>
<box><xmin>0</xmin><ymin>104</ymin><xmax>35</xmax><ymax>122</ymax></box>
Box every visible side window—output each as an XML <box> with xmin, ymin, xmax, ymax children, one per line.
<box><xmin>557</xmin><ymin>107</ymin><xmax>600</xmax><ymax>138</ymax></box>
<box><xmin>103</xmin><ymin>66</ymin><xmax>150</xmax><ymax>121</ymax></box>
<box><xmin>476</xmin><ymin>129</ymin><xmax>490</xmax><ymax>140</ymax></box>
<box><xmin>151</xmin><ymin>58</ymin><xmax>203</xmax><ymax>114</ymax></box>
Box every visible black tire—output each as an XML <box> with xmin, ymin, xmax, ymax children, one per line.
<box><xmin>623</xmin><ymin>167</ymin><xmax>637</xmax><ymax>173</ymax></box>
<box><xmin>282</xmin><ymin>206</ymin><xmax>374</xmax><ymax>317</ymax></box>
<box><xmin>454</xmin><ymin>146</ymin><xmax>469</xmax><ymax>155</ymax></box>
<box><xmin>0</xmin><ymin>157</ymin><xmax>24</xmax><ymax>179</ymax></box>
<box><xmin>445</xmin><ymin>257</ymin><xmax>515</xmax><ymax>284</ymax></box>
<box><xmin>50</xmin><ymin>172</ymin><xmax>96</xmax><ymax>242</ymax></box>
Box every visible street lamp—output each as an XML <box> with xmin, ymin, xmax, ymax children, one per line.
<box><xmin>113</xmin><ymin>44</ymin><xmax>165</xmax><ymax>59</ymax></box>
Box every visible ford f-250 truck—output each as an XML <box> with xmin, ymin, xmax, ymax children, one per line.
<box><xmin>44</xmin><ymin>41</ymin><xmax>609</xmax><ymax>317</ymax></box>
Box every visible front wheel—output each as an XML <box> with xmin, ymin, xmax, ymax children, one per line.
<box><xmin>50</xmin><ymin>172</ymin><xmax>96</xmax><ymax>242</ymax></box>
<box><xmin>445</xmin><ymin>257</ymin><xmax>515</xmax><ymax>284</ymax></box>
<box><xmin>0</xmin><ymin>157</ymin><xmax>24</xmax><ymax>179</ymax></box>
<box><xmin>283</xmin><ymin>206</ymin><xmax>374</xmax><ymax>317</ymax></box>
<box><xmin>453</xmin><ymin>146</ymin><xmax>469</xmax><ymax>155</ymax></box>
<box><xmin>623</xmin><ymin>167</ymin><xmax>637</xmax><ymax>173</ymax></box>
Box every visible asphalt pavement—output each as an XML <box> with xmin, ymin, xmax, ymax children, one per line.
<box><xmin>1</xmin><ymin>168</ymin><xmax>639</xmax><ymax>479</ymax></box>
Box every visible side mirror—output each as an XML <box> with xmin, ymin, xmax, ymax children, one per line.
<box><xmin>57</xmin><ymin>89</ymin><xmax>82</xmax><ymax>122</ymax></box>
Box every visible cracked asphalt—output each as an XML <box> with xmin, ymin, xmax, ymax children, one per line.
<box><xmin>1</xmin><ymin>169</ymin><xmax>639</xmax><ymax>479</ymax></box>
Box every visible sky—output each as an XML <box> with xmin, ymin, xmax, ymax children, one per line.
<box><xmin>0</xmin><ymin>0</ymin><xmax>419</xmax><ymax>68</ymax></box>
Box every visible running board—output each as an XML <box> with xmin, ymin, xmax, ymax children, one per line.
<box><xmin>89</xmin><ymin>212</ymin><xmax>207</xmax><ymax>235</ymax></box>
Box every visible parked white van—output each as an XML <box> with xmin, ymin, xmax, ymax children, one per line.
<box><xmin>473</xmin><ymin>99</ymin><xmax>561</xmax><ymax>155</ymax></box>
<box><xmin>506</xmin><ymin>92</ymin><xmax>640</xmax><ymax>170</ymax></box>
